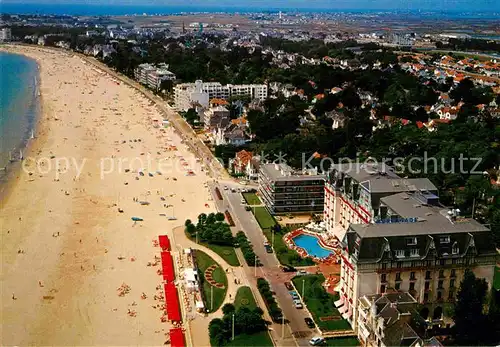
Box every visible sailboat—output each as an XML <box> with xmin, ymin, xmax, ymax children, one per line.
<box><xmin>167</xmin><ymin>205</ymin><xmax>177</xmax><ymax>220</ymax></box>
<box><xmin>19</xmin><ymin>150</ymin><xmax>23</xmax><ymax>161</ymax></box>
<box><xmin>9</xmin><ymin>151</ymin><xmax>14</xmax><ymax>163</ymax></box>
<box><xmin>30</xmin><ymin>129</ymin><xmax>35</xmax><ymax>139</ymax></box>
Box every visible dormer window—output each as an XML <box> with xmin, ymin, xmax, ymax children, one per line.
<box><xmin>452</xmin><ymin>243</ymin><xmax>459</xmax><ymax>255</ymax></box>
<box><xmin>406</xmin><ymin>237</ymin><xmax>417</xmax><ymax>246</ymax></box>
<box><xmin>395</xmin><ymin>250</ymin><xmax>405</xmax><ymax>258</ymax></box>
<box><xmin>440</xmin><ymin>236</ymin><xmax>450</xmax><ymax>244</ymax></box>
<box><xmin>410</xmin><ymin>249</ymin><xmax>420</xmax><ymax>257</ymax></box>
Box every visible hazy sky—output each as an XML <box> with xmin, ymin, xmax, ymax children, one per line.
<box><xmin>3</xmin><ymin>0</ymin><xmax>500</xmax><ymax>11</ymax></box>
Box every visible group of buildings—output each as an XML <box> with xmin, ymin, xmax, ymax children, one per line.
<box><xmin>0</xmin><ymin>28</ymin><xmax>12</xmax><ymax>42</ymax></box>
<box><xmin>249</xmin><ymin>160</ymin><xmax>497</xmax><ymax>345</ymax></box>
<box><xmin>173</xmin><ymin>80</ymin><xmax>268</xmax><ymax>111</ymax></box>
<box><xmin>134</xmin><ymin>63</ymin><xmax>176</xmax><ymax>92</ymax></box>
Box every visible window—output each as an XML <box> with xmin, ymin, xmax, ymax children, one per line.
<box><xmin>448</xmin><ymin>290</ymin><xmax>455</xmax><ymax>300</ymax></box>
<box><xmin>425</xmin><ymin>281</ymin><xmax>430</xmax><ymax>290</ymax></box>
<box><xmin>397</xmin><ymin>262</ymin><xmax>403</xmax><ymax>268</ymax></box>
<box><xmin>406</xmin><ymin>237</ymin><xmax>417</xmax><ymax>246</ymax></box>
<box><xmin>381</xmin><ymin>274</ymin><xmax>387</xmax><ymax>283</ymax></box>
<box><xmin>439</xmin><ymin>270</ymin><xmax>445</xmax><ymax>278</ymax></box>
<box><xmin>395</xmin><ymin>282</ymin><xmax>401</xmax><ymax>290</ymax></box>
<box><xmin>440</xmin><ymin>236</ymin><xmax>450</xmax><ymax>244</ymax></box>
<box><xmin>395</xmin><ymin>250</ymin><xmax>405</xmax><ymax>258</ymax></box>
<box><xmin>450</xmin><ymin>279</ymin><xmax>455</xmax><ymax>288</ymax></box>
<box><xmin>380</xmin><ymin>285</ymin><xmax>386</xmax><ymax>293</ymax></box>
<box><xmin>409</xmin><ymin>282</ymin><xmax>415</xmax><ymax>291</ymax></box>
<box><xmin>451</xmin><ymin>269</ymin><xmax>456</xmax><ymax>278</ymax></box>
<box><xmin>438</xmin><ymin>280</ymin><xmax>444</xmax><ymax>289</ymax></box>
<box><xmin>396</xmin><ymin>272</ymin><xmax>402</xmax><ymax>281</ymax></box>
<box><xmin>437</xmin><ymin>291</ymin><xmax>442</xmax><ymax>300</ymax></box>
<box><xmin>410</xmin><ymin>249</ymin><xmax>419</xmax><ymax>257</ymax></box>
<box><xmin>452</xmin><ymin>244</ymin><xmax>459</xmax><ymax>255</ymax></box>
<box><xmin>410</xmin><ymin>272</ymin><xmax>416</xmax><ymax>280</ymax></box>
<box><xmin>381</xmin><ymin>263</ymin><xmax>387</xmax><ymax>270</ymax></box>
<box><xmin>424</xmin><ymin>293</ymin><xmax>429</xmax><ymax>302</ymax></box>
<box><xmin>425</xmin><ymin>271</ymin><xmax>431</xmax><ymax>280</ymax></box>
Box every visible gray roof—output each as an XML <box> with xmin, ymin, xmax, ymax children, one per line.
<box><xmin>329</xmin><ymin>162</ymin><xmax>400</xmax><ymax>183</ymax></box>
<box><xmin>260</xmin><ymin>163</ymin><xmax>326</xmax><ymax>182</ymax></box>
<box><xmin>361</xmin><ymin>178</ymin><xmax>437</xmax><ymax>194</ymax></box>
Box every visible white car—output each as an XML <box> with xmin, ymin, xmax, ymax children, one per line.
<box><xmin>293</xmin><ymin>299</ymin><xmax>303</xmax><ymax>309</ymax></box>
<box><xmin>309</xmin><ymin>337</ymin><xmax>325</xmax><ymax>346</ymax></box>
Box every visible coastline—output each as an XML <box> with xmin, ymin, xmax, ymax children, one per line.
<box><xmin>0</xmin><ymin>48</ymin><xmax>44</xmax><ymax>203</ymax></box>
<box><xmin>0</xmin><ymin>44</ymin><xmax>218</xmax><ymax>346</ymax></box>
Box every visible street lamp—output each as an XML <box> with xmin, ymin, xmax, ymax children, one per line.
<box><xmin>232</xmin><ymin>313</ymin><xmax>235</xmax><ymax>340</ymax></box>
<box><xmin>302</xmin><ymin>279</ymin><xmax>305</xmax><ymax>301</ymax></box>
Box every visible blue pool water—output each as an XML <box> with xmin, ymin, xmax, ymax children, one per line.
<box><xmin>292</xmin><ymin>234</ymin><xmax>333</xmax><ymax>259</ymax></box>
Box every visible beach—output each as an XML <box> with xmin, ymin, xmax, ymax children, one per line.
<box><xmin>0</xmin><ymin>45</ymin><xmax>216</xmax><ymax>346</ymax></box>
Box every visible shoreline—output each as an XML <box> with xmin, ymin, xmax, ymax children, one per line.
<box><xmin>0</xmin><ymin>48</ymin><xmax>44</xmax><ymax>204</ymax></box>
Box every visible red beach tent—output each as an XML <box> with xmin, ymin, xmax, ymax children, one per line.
<box><xmin>169</xmin><ymin>328</ymin><xmax>185</xmax><ymax>347</ymax></box>
<box><xmin>164</xmin><ymin>282</ymin><xmax>182</xmax><ymax>322</ymax></box>
<box><xmin>158</xmin><ymin>235</ymin><xmax>171</xmax><ymax>251</ymax></box>
<box><xmin>161</xmin><ymin>251</ymin><xmax>175</xmax><ymax>282</ymax></box>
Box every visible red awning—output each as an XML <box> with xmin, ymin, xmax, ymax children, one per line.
<box><xmin>158</xmin><ymin>235</ymin><xmax>171</xmax><ymax>251</ymax></box>
<box><xmin>164</xmin><ymin>282</ymin><xmax>182</xmax><ymax>322</ymax></box>
<box><xmin>161</xmin><ymin>251</ymin><xmax>175</xmax><ymax>282</ymax></box>
<box><xmin>170</xmin><ymin>328</ymin><xmax>185</xmax><ymax>347</ymax></box>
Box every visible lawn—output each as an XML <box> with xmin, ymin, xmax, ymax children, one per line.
<box><xmin>185</xmin><ymin>230</ymin><xmax>240</xmax><ymax>267</ymax></box>
<box><xmin>253</xmin><ymin>207</ymin><xmax>277</xmax><ymax>230</ymax></box>
<box><xmin>195</xmin><ymin>250</ymin><xmax>228</xmax><ymax>313</ymax></box>
<box><xmin>325</xmin><ymin>337</ymin><xmax>360</xmax><ymax>346</ymax></box>
<box><xmin>234</xmin><ymin>286</ymin><xmax>258</xmax><ymax>311</ymax></box>
<box><xmin>292</xmin><ymin>275</ymin><xmax>352</xmax><ymax>332</ymax></box>
<box><xmin>494</xmin><ymin>264</ymin><xmax>500</xmax><ymax>291</ymax></box>
<box><xmin>242</xmin><ymin>193</ymin><xmax>262</xmax><ymax>206</ymax></box>
<box><xmin>224</xmin><ymin>331</ymin><xmax>273</xmax><ymax>346</ymax></box>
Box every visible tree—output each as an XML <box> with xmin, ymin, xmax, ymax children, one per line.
<box><xmin>215</xmin><ymin>212</ymin><xmax>225</xmax><ymax>222</ymax></box>
<box><xmin>453</xmin><ymin>269</ymin><xmax>489</xmax><ymax>345</ymax></box>
<box><xmin>222</xmin><ymin>303</ymin><xmax>235</xmax><ymax>315</ymax></box>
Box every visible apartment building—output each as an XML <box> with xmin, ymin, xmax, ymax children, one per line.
<box><xmin>202</xmin><ymin>106</ymin><xmax>230</xmax><ymax>130</ymax></box>
<box><xmin>134</xmin><ymin>63</ymin><xmax>176</xmax><ymax>91</ymax></box>
<box><xmin>356</xmin><ymin>292</ymin><xmax>443</xmax><ymax>347</ymax></box>
<box><xmin>0</xmin><ymin>28</ymin><xmax>12</xmax><ymax>42</ymax></box>
<box><xmin>258</xmin><ymin>163</ymin><xmax>325</xmax><ymax>215</ymax></box>
<box><xmin>337</xmin><ymin>191</ymin><xmax>497</xmax><ymax>329</ymax></box>
<box><xmin>324</xmin><ymin>163</ymin><xmax>438</xmax><ymax>240</ymax></box>
<box><xmin>174</xmin><ymin>80</ymin><xmax>267</xmax><ymax>111</ymax></box>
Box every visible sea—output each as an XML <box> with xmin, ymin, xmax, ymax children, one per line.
<box><xmin>0</xmin><ymin>51</ymin><xmax>40</xmax><ymax>172</ymax></box>
<box><xmin>0</xmin><ymin>3</ymin><xmax>498</xmax><ymax>19</ymax></box>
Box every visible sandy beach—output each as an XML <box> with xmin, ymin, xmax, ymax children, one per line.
<box><xmin>0</xmin><ymin>46</ymin><xmax>218</xmax><ymax>346</ymax></box>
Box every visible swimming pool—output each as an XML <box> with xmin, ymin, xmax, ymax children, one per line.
<box><xmin>292</xmin><ymin>234</ymin><xmax>334</xmax><ymax>259</ymax></box>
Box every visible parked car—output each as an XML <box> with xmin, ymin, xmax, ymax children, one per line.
<box><xmin>245</xmin><ymin>206</ymin><xmax>251</xmax><ymax>211</ymax></box>
<box><xmin>265</xmin><ymin>244</ymin><xmax>273</xmax><ymax>253</ymax></box>
<box><xmin>304</xmin><ymin>317</ymin><xmax>315</xmax><ymax>328</ymax></box>
<box><xmin>284</xmin><ymin>282</ymin><xmax>294</xmax><ymax>290</ymax></box>
<box><xmin>280</xmin><ymin>265</ymin><xmax>296</xmax><ymax>273</ymax></box>
<box><xmin>240</xmin><ymin>198</ymin><xmax>246</xmax><ymax>204</ymax></box>
<box><xmin>223</xmin><ymin>186</ymin><xmax>228</xmax><ymax>190</ymax></box>
<box><xmin>293</xmin><ymin>299</ymin><xmax>303</xmax><ymax>309</ymax></box>
<box><xmin>289</xmin><ymin>291</ymin><xmax>299</xmax><ymax>300</ymax></box>
<box><xmin>309</xmin><ymin>337</ymin><xmax>325</xmax><ymax>346</ymax></box>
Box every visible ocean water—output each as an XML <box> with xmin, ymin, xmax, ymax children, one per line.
<box><xmin>0</xmin><ymin>3</ymin><xmax>498</xmax><ymax>18</ymax></box>
<box><xmin>0</xmin><ymin>52</ymin><xmax>39</xmax><ymax>169</ymax></box>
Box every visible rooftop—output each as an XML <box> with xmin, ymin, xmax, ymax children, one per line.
<box><xmin>260</xmin><ymin>163</ymin><xmax>326</xmax><ymax>182</ymax></box>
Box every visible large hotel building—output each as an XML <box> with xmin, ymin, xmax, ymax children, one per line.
<box><xmin>324</xmin><ymin>163</ymin><xmax>497</xmax><ymax>331</ymax></box>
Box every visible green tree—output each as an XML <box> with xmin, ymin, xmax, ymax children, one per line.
<box><xmin>453</xmin><ymin>269</ymin><xmax>489</xmax><ymax>345</ymax></box>
<box><xmin>222</xmin><ymin>303</ymin><xmax>235</xmax><ymax>315</ymax></box>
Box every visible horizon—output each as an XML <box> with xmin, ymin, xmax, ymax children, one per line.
<box><xmin>1</xmin><ymin>0</ymin><xmax>500</xmax><ymax>12</ymax></box>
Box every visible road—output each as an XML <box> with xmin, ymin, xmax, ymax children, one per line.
<box><xmin>211</xmin><ymin>181</ymin><xmax>319</xmax><ymax>347</ymax></box>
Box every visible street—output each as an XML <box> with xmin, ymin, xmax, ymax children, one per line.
<box><xmin>210</xmin><ymin>180</ymin><xmax>319</xmax><ymax>347</ymax></box>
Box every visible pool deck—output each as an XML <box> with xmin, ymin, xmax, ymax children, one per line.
<box><xmin>283</xmin><ymin>229</ymin><xmax>341</xmax><ymax>265</ymax></box>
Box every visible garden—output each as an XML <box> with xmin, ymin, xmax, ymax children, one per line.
<box><xmin>209</xmin><ymin>287</ymin><xmax>271</xmax><ymax>347</ymax></box>
<box><xmin>195</xmin><ymin>250</ymin><xmax>228</xmax><ymax>313</ymax></box>
<box><xmin>185</xmin><ymin>213</ymin><xmax>240</xmax><ymax>266</ymax></box>
<box><xmin>292</xmin><ymin>274</ymin><xmax>351</xmax><ymax>331</ymax></box>
<box><xmin>242</xmin><ymin>192</ymin><xmax>262</xmax><ymax>206</ymax></box>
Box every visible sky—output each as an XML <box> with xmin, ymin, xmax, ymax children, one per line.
<box><xmin>2</xmin><ymin>0</ymin><xmax>500</xmax><ymax>11</ymax></box>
